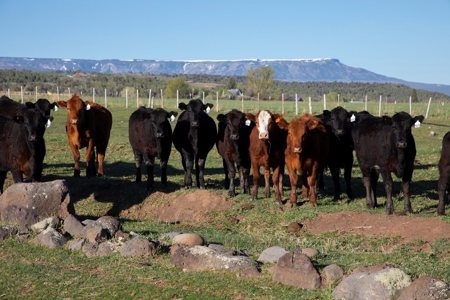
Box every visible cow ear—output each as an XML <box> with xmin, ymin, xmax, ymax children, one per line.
<box><xmin>168</xmin><ymin>111</ymin><xmax>178</xmax><ymax>122</ymax></box>
<box><xmin>178</xmin><ymin>102</ymin><xmax>188</xmax><ymax>110</ymax></box>
<box><xmin>382</xmin><ymin>116</ymin><xmax>392</xmax><ymax>125</ymax></box>
<box><xmin>273</xmin><ymin>113</ymin><xmax>284</xmax><ymax>123</ymax></box>
<box><xmin>51</xmin><ymin>102</ymin><xmax>59</xmax><ymax>111</ymax></box>
<box><xmin>217</xmin><ymin>114</ymin><xmax>227</xmax><ymax>123</ymax></box>
<box><xmin>306</xmin><ymin>118</ymin><xmax>319</xmax><ymax>130</ymax></box>
<box><xmin>56</xmin><ymin>101</ymin><xmax>67</xmax><ymax>108</ymax></box>
<box><xmin>277</xmin><ymin>118</ymin><xmax>289</xmax><ymax>130</ymax></box>
<box><xmin>246</xmin><ymin>113</ymin><xmax>256</xmax><ymax>122</ymax></box>
<box><xmin>412</xmin><ymin>115</ymin><xmax>424</xmax><ymax>126</ymax></box>
<box><xmin>25</xmin><ymin>102</ymin><xmax>35</xmax><ymax>109</ymax></box>
<box><xmin>204</xmin><ymin>103</ymin><xmax>214</xmax><ymax>113</ymax></box>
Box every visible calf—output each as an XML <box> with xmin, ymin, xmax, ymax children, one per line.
<box><xmin>173</xmin><ymin>99</ymin><xmax>217</xmax><ymax>189</ymax></box>
<box><xmin>317</xmin><ymin>106</ymin><xmax>354</xmax><ymax>200</ymax></box>
<box><xmin>128</xmin><ymin>107</ymin><xmax>177</xmax><ymax>192</ymax></box>
<box><xmin>216</xmin><ymin>109</ymin><xmax>254</xmax><ymax>197</ymax></box>
<box><xmin>246</xmin><ymin>110</ymin><xmax>286</xmax><ymax>204</ymax></box>
<box><xmin>278</xmin><ymin>114</ymin><xmax>329</xmax><ymax>207</ymax></box>
<box><xmin>57</xmin><ymin>94</ymin><xmax>112</xmax><ymax>177</ymax></box>
<box><xmin>0</xmin><ymin>112</ymin><xmax>48</xmax><ymax>194</ymax></box>
<box><xmin>437</xmin><ymin>131</ymin><xmax>450</xmax><ymax>215</ymax></box>
<box><xmin>352</xmin><ymin>112</ymin><xmax>424</xmax><ymax>215</ymax></box>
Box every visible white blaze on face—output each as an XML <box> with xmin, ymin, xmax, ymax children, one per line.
<box><xmin>257</xmin><ymin>110</ymin><xmax>271</xmax><ymax>140</ymax></box>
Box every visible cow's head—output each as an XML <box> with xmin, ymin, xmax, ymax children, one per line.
<box><xmin>278</xmin><ymin>114</ymin><xmax>320</xmax><ymax>153</ymax></box>
<box><xmin>178</xmin><ymin>99</ymin><xmax>213</xmax><ymax>129</ymax></box>
<box><xmin>146</xmin><ymin>108</ymin><xmax>178</xmax><ymax>139</ymax></box>
<box><xmin>217</xmin><ymin>109</ymin><xmax>249</xmax><ymax>140</ymax></box>
<box><xmin>246</xmin><ymin>110</ymin><xmax>282</xmax><ymax>140</ymax></box>
<box><xmin>390</xmin><ymin>112</ymin><xmax>424</xmax><ymax>149</ymax></box>
<box><xmin>323</xmin><ymin>106</ymin><xmax>351</xmax><ymax>138</ymax></box>
<box><xmin>26</xmin><ymin>98</ymin><xmax>59</xmax><ymax>117</ymax></box>
<box><xmin>21</xmin><ymin>109</ymin><xmax>49</xmax><ymax>143</ymax></box>
<box><xmin>57</xmin><ymin>94</ymin><xmax>90</xmax><ymax>126</ymax></box>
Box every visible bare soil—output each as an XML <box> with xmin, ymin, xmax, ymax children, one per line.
<box><xmin>123</xmin><ymin>190</ymin><xmax>450</xmax><ymax>245</ymax></box>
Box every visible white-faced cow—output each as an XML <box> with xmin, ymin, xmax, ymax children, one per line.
<box><xmin>173</xmin><ymin>99</ymin><xmax>217</xmax><ymax>189</ymax></box>
<box><xmin>246</xmin><ymin>110</ymin><xmax>286</xmax><ymax>204</ymax></box>
<box><xmin>129</xmin><ymin>107</ymin><xmax>177</xmax><ymax>193</ymax></box>
<box><xmin>57</xmin><ymin>94</ymin><xmax>112</xmax><ymax>177</ymax></box>
<box><xmin>352</xmin><ymin>112</ymin><xmax>424</xmax><ymax>215</ymax></box>
<box><xmin>216</xmin><ymin>109</ymin><xmax>254</xmax><ymax>197</ymax></box>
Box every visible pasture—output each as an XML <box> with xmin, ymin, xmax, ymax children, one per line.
<box><xmin>1</xmin><ymin>96</ymin><xmax>450</xmax><ymax>299</ymax></box>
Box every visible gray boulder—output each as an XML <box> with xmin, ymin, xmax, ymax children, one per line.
<box><xmin>64</xmin><ymin>214</ymin><xmax>85</xmax><ymax>237</ymax></box>
<box><xmin>67</xmin><ymin>238</ymin><xmax>85</xmax><ymax>251</ymax></box>
<box><xmin>119</xmin><ymin>236</ymin><xmax>157</xmax><ymax>258</ymax></box>
<box><xmin>0</xmin><ymin>180</ymin><xmax>74</xmax><ymax>227</ymax></box>
<box><xmin>30</xmin><ymin>227</ymin><xmax>67</xmax><ymax>249</ymax></box>
<box><xmin>398</xmin><ymin>276</ymin><xmax>450</xmax><ymax>300</ymax></box>
<box><xmin>30</xmin><ymin>216</ymin><xmax>60</xmax><ymax>233</ymax></box>
<box><xmin>322</xmin><ymin>264</ymin><xmax>344</xmax><ymax>287</ymax></box>
<box><xmin>258</xmin><ymin>246</ymin><xmax>290</xmax><ymax>263</ymax></box>
<box><xmin>172</xmin><ymin>233</ymin><xmax>204</xmax><ymax>246</ymax></box>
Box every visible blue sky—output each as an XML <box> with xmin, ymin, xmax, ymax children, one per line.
<box><xmin>1</xmin><ymin>1</ymin><xmax>449</xmax><ymax>85</ymax></box>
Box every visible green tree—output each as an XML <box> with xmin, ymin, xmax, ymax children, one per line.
<box><xmin>245</xmin><ymin>66</ymin><xmax>275</xmax><ymax>99</ymax></box>
<box><xmin>411</xmin><ymin>89</ymin><xmax>419</xmax><ymax>103</ymax></box>
<box><xmin>165</xmin><ymin>76</ymin><xmax>191</xmax><ymax>98</ymax></box>
<box><xmin>227</xmin><ymin>77</ymin><xmax>237</xmax><ymax>89</ymax></box>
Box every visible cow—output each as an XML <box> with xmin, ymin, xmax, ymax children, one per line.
<box><xmin>0</xmin><ymin>96</ymin><xmax>54</xmax><ymax>128</ymax></box>
<box><xmin>277</xmin><ymin>114</ymin><xmax>329</xmax><ymax>207</ymax></box>
<box><xmin>216</xmin><ymin>109</ymin><xmax>254</xmax><ymax>197</ymax></box>
<box><xmin>0</xmin><ymin>112</ymin><xmax>48</xmax><ymax>194</ymax></box>
<box><xmin>246</xmin><ymin>110</ymin><xmax>286</xmax><ymax>204</ymax></box>
<box><xmin>352</xmin><ymin>112</ymin><xmax>424</xmax><ymax>215</ymax></box>
<box><xmin>128</xmin><ymin>107</ymin><xmax>178</xmax><ymax>193</ymax></box>
<box><xmin>316</xmin><ymin>106</ymin><xmax>354</xmax><ymax>200</ymax></box>
<box><xmin>57</xmin><ymin>94</ymin><xmax>112</xmax><ymax>177</ymax></box>
<box><xmin>437</xmin><ymin>131</ymin><xmax>450</xmax><ymax>215</ymax></box>
<box><xmin>173</xmin><ymin>99</ymin><xmax>217</xmax><ymax>189</ymax></box>
<box><xmin>25</xmin><ymin>98</ymin><xmax>59</xmax><ymax>118</ymax></box>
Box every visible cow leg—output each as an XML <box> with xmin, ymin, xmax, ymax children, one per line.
<box><xmin>133</xmin><ymin>152</ymin><xmax>143</xmax><ymax>183</ymax></box>
<box><xmin>308</xmin><ymin>166</ymin><xmax>319</xmax><ymax>207</ymax></box>
<box><xmin>144</xmin><ymin>154</ymin><xmax>155</xmax><ymax>193</ymax></box>
<box><xmin>278</xmin><ymin>164</ymin><xmax>284</xmax><ymax>199</ymax></box>
<box><xmin>272</xmin><ymin>167</ymin><xmax>282</xmax><ymax>205</ymax></box>
<box><xmin>251</xmin><ymin>162</ymin><xmax>260</xmax><ymax>200</ymax></box>
<box><xmin>222</xmin><ymin>159</ymin><xmax>230</xmax><ymax>189</ymax></box>
<box><xmin>96</xmin><ymin>143</ymin><xmax>108</xmax><ymax>177</ymax></box>
<box><xmin>182</xmin><ymin>149</ymin><xmax>193</xmax><ymax>188</ymax></box>
<box><xmin>226</xmin><ymin>160</ymin><xmax>236</xmax><ymax>197</ymax></box>
<box><xmin>287</xmin><ymin>164</ymin><xmax>298</xmax><ymax>207</ymax></box>
<box><xmin>85</xmin><ymin>139</ymin><xmax>97</xmax><ymax>177</ymax></box>
<box><xmin>198</xmin><ymin>156</ymin><xmax>208</xmax><ymax>189</ymax></box>
<box><xmin>70</xmin><ymin>144</ymin><xmax>81</xmax><ymax>177</ymax></box>
<box><xmin>438</xmin><ymin>174</ymin><xmax>449</xmax><ymax>216</ymax></box>
<box><xmin>301</xmin><ymin>172</ymin><xmax>309</xmax><ymax>199</ymax></box>
<box><xmin>318</xmin><ymin>166</ymin><xmax>325</xmax><ymax>190</ymax></box>
<box><xmin>370</xmin><ymin>169</ymin><xmax>379</xmax><ymax>207</ymax></box>
<box><xmin>381</xmin><ymin>171</ymin><xmax>394</xmax><ymax>215</ymax></box>
<box><xmin>362</xmin><ymin>175</ymin><xmax>374</xmax><ymax>209</ymax></box>
<box><xmin>238</xmin><ymin>165</ymin><xmax>244</xmax><ymax>192</ymax></box>
<box><xmin>344</xmin><ymin>155</ymin><xmax>354</xmax><ymax>200</ymax></box>
<box><xmin>242</xmin><ymin>167</ymin><xmax>251</xmax><ymax>194</ymax></box>
<box><xmin>329</xmin><ymin>164</ymin><xmax>341</xmax><ymax>200</ymax></box>
<box><xmin>160</xmin><ymin>159</ymin><xmax>168</xmax><ymax>186</ymax></box>
<box><xmin>401</xmin><ymin>180</ymin><xmax>413</xmax><ymax>214</ymax></box>
<box><xmin>264</xmin><ymin>168</ymin><xmax>271</xmax><ymax>198</ymax></box>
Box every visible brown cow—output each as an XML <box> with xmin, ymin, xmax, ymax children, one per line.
<box><xmin>246</xmin><ymin>110</ymin><xmax>286</xmax><ymax>204</ymax></box>
<box><xmin>57</xmin><ymin>95</ymin><xmax>112</xmax><ymax>177</ymax></box>
<box><xmin>278</xmin><ymin>114</ymin><xmax>329</xmax><ymax>207</ymax></box>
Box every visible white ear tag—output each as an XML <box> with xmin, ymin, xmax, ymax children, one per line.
<box><xmin>414</xmin><ymin>120</ymin><xmax>421</xmax><ymax>128</ymax></box>
<box><xmin>54</xmin><ymin>106</ymin><xmax>58</xmax><ymax>112</ymax></box>
<box><xmin>86</xmin><ymin>104</ymin><xmax>91</xmax><ymax>110</ymax></box>
<box><xmin>206</xmin><ymin>106</ymin><xmax>211</xmax><ymax>113</ymax></box>
<box><xmin>170</xmin><ymin>115</ymin><xmax>175</xmax><ymax>122</ymax></box>
<box><xmin>350</xmin><ymin>114</ymin><xmax>355</xmax><ymax>122</ymax></box>
<box><xmin>245</xmin><ymin>120</ymin><xmax>251</xmax><ymax>126</ymax></box>
<box><xmin>46</xmin><ymin>119</ymin><xmax>52</xmax><ymax>128</ymax></box>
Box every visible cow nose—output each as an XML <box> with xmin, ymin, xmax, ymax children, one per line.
<box><xmin>156</xmin><ymin>132</ymin><xmax>164</xmax><ymax>138</ymax></box>
<box><xmin>70</xmin><ymin>119</ymin><xmax>78</xmax><ymax>125</ymax></box>
<box><xmin>259</xmin><ymin>132</ymin><xmax>268</xmax><ymax>140</ymax></box>
<box><xmin>335</xmin><ymin>129</ymin><xmax>344</xmax><ymax>136</ymax></box>
<box><xmin>230</xmin><ymin>134</ymin><xmax>239</xmax><ymax>140</ymax></box>
<box><xmin>29</xmin><ymin>135</ymin><xmax>37</xmax><ymax>142</ymax></box>
<box><xmin>191</xmin><ymin>121</ymin><xmax>199</xmax><ymax>128</ymax></box>
<box><xmin>293</xmin><ymin>147</ymin><xmax>302</xmax><ymax>153</ymax></box>
<box><xmin>397</xmin><ymin>141</ymin><xmax>407</xmax><ymax>148</ymax></box>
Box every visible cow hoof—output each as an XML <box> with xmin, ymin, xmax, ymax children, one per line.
<box><xmin>97</xmin><ymin>173</ymin><xmax>103</xmax><ymax>177</ymax></box>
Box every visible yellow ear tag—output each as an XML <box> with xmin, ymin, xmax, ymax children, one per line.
<box><xmin>275</xmin><ymin>117</ymin><xmax>281</xmax><ymax>123</ymax></box>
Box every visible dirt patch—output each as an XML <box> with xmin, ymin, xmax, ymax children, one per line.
<box><xmin>302</xmin><ymin>211</ymin><xmax>450</xmax><ymax>244</ymax></box>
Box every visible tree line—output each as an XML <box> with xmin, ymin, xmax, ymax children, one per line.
<box><xmin>0</xmin><ymin>68</ymin><xmax>448</xmax><ymax>103</ymax></box>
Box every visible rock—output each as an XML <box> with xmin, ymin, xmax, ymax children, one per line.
<box><xmin>287</xmin><ymin>222</ymin><xmax>302</xmax><ymax>232</ymax></box>
<box><xmin>268</xmin><ymin>249</ymin><xmax>321</xmax><ymax>289</ymax></box>
<box><xmin>169</xmin><ymin>245</ymin><xmax>258</xmax><ymax>271</ymax></box>
<box><xmin>164</xmin><ymin>232</ymin><xmax>183</xmax><ymax>239</ymax></box>
<box><xmin>332</xmin><ymin>267</ymin><xmax>411</xmax><ymax>299</ymax></box>
<box><xmin>172</xmin><ymin>233</ymin><xmax>204</xmax><ymax>246</ymax></box>
<box><xmin>302</xmin><ymin>248</ymin><xmax>319</xmax><ymax>258</ymax></box>
<box><xmin>322</xmin><ymin>264</ymin><xmax>344</xmax><ymax>286</ymax></box>
<box><xmin>430</xmin><ymin>131</ymin><xmax>436</xmax><ymax>136</ymax></box>
<box><xmin>63</xmin><ymin>214</ymin><xmax>85</xmax><ymax>237</ymax></box>
<box><xmin>119</xmin><ymin>236</ymin><xmax>156</xmax><ymax>258</ymax></box>
<box><xmin>237</xmin><ymin>266</ymin><xmax>261</xmax><ymax>279</ymax></box>
<box><xmin>258</xmin><ymin>246</ymin><xmax>290</xmax><ymax>263</ymax></box>
<box><xmin>351</xmin><ymin>262</ymin><xmax>395</xmax><ymax>274</ymax></box>
<box><xmin>85</xmin><ymin>226</ymin><xmax>108</xmax><ymax>243</ymax></box>
<box><xmin>115</xmin><ymin>230</ymin><xmax>131</xmax><ymax>242</ymax></box>
<box><xmin>95</xmin><ymin>216</ymin><xmax>120</xmax><ymax>236</ymax></box>
<box><xmin>83</xmin><ymin>243</ymin><xmax>99</xmax><ymax>258</ymax></box>
<box><xmin>68</xmin><ymin>238</ymin><xmax>85</xmax><ymax>251</ymax></box>
<box><xmin>30</xmin><ymin>216</ymin><xmax>60</xmax><ymax>233</ymax></box>
<box><xmin>0</xmin><ymin>180</ymin><xmax>74</xmax><ymax>227</ymax></box>
<box><xmin>398</xmin><ymin>276</ymin><xmax>450</xmax><ymax>300</ymax></box>
<box><xmin>208</xmin><ymin>244</ymin><xmax>235</xmax><ymax>256</ymax></box>
<box><xmin>96</xmin><ymin>242</ymin><xmax>117</xmax><ymax>257</ymax></box>
<box><xmin>30</xmin><ymin>227</ymin><xmax>67</xmax><ymax>249</ymax></box>
<box><xmin>0</xmin><ymin>225</ymin><xmax>18</xmax><ymax>242</ymax></box>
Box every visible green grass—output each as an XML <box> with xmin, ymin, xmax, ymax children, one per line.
<box><xmin>1</xmin><ymin>98</ymin><xmax>450</xmax><ymax>299</ymax></box>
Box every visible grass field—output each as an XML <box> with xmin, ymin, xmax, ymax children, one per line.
<box><xmin>1</xmin><ymin>96</ymin><xmax>450</xmax><ymax>299</ymax></box>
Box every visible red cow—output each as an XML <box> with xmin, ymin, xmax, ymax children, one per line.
<box><xmin>57</xmin><ymin>95</ymin><xmax>112</xmax><ymax>177</ymax></box>
<box><xmin>278</xmin><ymin>114</ymin><xmax>329</xmax><ymax>207</ymax></box>
<box><xmin>246</xmin><ymin>110</ymin><xmax>286</xmax><ymax>204</ymax></box>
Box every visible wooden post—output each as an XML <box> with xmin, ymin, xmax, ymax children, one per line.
<box><xmin>216</xmin><ymin>92</ymin><xmax>219</xmax><ymax>112</ymax></box>
<box><xmin>282</xmin><ymin>93</ymin><xmax>285</xmax><ymax>114</ymax></box>
<box><xmin>105</xmin><ymin>89</ymin><xmax>107</xmax><ymax>108</ymax></box>
<box><xmin>378</xmin><ymin>95</ymin><xmax>382</xmax><ymax>116</ymax></box>
<box><xmin>295</xmin><ymin>93</ymin><xmax>298</xmax><ymax>115</ymax></box>
<box><xmin>36</xmin><ymin>86</ymin><xmax>38</xmax><ymax>101</ymax></box>
<box><xmin>21</xmin><ymin>86</ymin><xmax>24</xmax><ymax>103</ymax></box>
<box><xmin>202</xmin><ymin>91</ymin><xmax>205</xmax><ymax>103</ymax></box>
<box><xmin>338</xmin><ymin>94</ymin><xmax>340</xmax><ymax>106</ymax></box>
<box><xmin>148</xmin><ymin>89</ymin><xmax>151</xmax><ymax>107</ymax></box>
<box><xmin>161</xmin><ymin>89</ymin><xmax>164</xmax><ymax>108</ymax></box>
<box><xmin>309</xmin><ymin>97</ymin><xmax>312</xmax><ymax>114</ymax></box>
<box><xmin>241</xmin><ymin>93</ymin><xmax>244</xmax><ymax>112</ymax></box>
<box><xmin>137</xmin><ymin>89</ymin><xmax>139</xmax><ymax>108</ymax></box>
<box><xmin>176</xmin><ymin>90</ymin><xmax>179</xmax><ymax>108</ymax></box>
<box><xmin>57</xmin><ymin>87</ymin><xmax>59</xmax><ymax>101</ymax></box>
<box><xmin>93</xmin><ymin>88</ymin><xmax>95</xmax><ymax>103</ymax></box>
<box><xmin>151</xmin><ymin>96</ymin><xmax>154</xmax><ymax>108</ymax></box>
<box><xmin>126</xmin><ymin>89</ymin><xmax>128</xmax><ymax>108</ymax></box>
<box><xmin>68</xmin><ymin>88</ymin><xmax>70</xmax><ymax>95</ymax></box>
<box><xmin>409</xmin><ymin>96</ymin><xmax>412</xmax><ymax>114</ymax></box>
<box><xmin>258</xmin><ymin>93</ymin><xmax>260</xmax><ymax>111</ymax></box>
<box><xmin>425</xmin><ymin>97</ymin><xmax>432</xmax><ymax>119</ymax></box>
<box><xmin>365</xmin><ymin>95</ymin><xmax>367</xmax><ymax>111</ymax></box>
<box><xmin>323</xmin><ymin>94</ymin><xmax>326</xmax><ymax>110</ymax></box>
<box><xmin>7</xmin><ymin>88</ymin><xmax>10</xmax><ymax>98</ymax></box>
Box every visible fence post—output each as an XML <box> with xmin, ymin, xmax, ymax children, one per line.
<box><xmin>308</xmin><ymin>97</ymin><xmax>312</xmax><ymax>114</ymax></box>
<box><xmin>7</xmin><ymin>88</ymin><xmax>10</xmax><ymax>98</ymax></box>
<box><xmin>202</xmin><ymin>91</ymin><xmax>205</xmax><ymax>104</ymax></box>
<box><xmin>323</xmin><ymin>94</ymin><xmax>326</xmax><ymax>110</ymax></box>
<box><xmin>378</xmin><ymin>95</ymin><xmax>382</xmax><ymax>116</ymax></box>
<box><xmin>21</xmin><ymin>86</ymin><xmax>24</xmax><ymax>103</ymax></box>
<box><xmin>68</xmin><ymin>88</ymin><xmax>70</xmax><ymax>95</ymax></box>
<box><xmin>36</xmin><ymin>86</ymin><xmax>38</xmax><ymax>102</ymax></box>
<box><xmin>258</xmin><ymin>93</ymin><xmax>260</xmax><ymax>111</ymax></box>
<box><xmin>105</xmin><ymin>89</ymin><xmax>107</xmax><ymax>108</ymax></box>
<box><xmin>176</xmin><ymin>90</ymin><xmax>179</xmax><ymax>108</ymax></box>
<box><xmin>151</xmin><ymin>96</ymin><xmax>154</xmax><ymax>108</ymax></box>
<box><xmin>282</xmin><ymin>93</ymin><xmax>284</xmax><ymax>114</ymax></box>
<box><xmin>57</xmin><ymin>86</ymin><xmax>59</xmax><ymax>101</ymax></box>
<box><xmin>137</xmin><ymin>89</ymin><xmax>139</xmax><ymax>108</ymax></box>
<box><xmin>93</xmin><ymin>88</ymin><xmax>95</xmax><ymax>103</ymax></box>
<box><xmin>295</xmin><ymin>93</ymin><xmax>298</xmax><ymax>115</ymax></box>
<box><xmin>409</xmin><ymin>96</ymin><xmax>412</xmax><ymax>114</ymax></box>
<box><xmin>365</xmin><ymin>95</ymin><xmax>367</xmax><ymax>111</ymax></box>
<box><xmin>338</xmin><ymin>94</ymin><xmax>340</xmax><ymax>106</ymax></box>
<box><xmin>148</xmin><ymin>89</ymin><xmax>151</xmax><ymax>107</ymax></box>
<box><xmin>241</xmin><ymin>93</ymin><xmax>244</xmax><ymax>112</ymax></box>
<box><xmin>126</xmin><ymin>89</ymin><xmax>128</xmax><ymax>108</ymax></box>
<box><xmin>216</xmin><ymin>92</ymin><xmax>219</xmax><ymax>112</ymax></box>
<box><xmin>425</xmin><ymin>97</ymin><xmax>432</xmax><ymax>119</ymax></box>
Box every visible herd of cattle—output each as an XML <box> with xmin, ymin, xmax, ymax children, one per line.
<box><xmin>1</xmin><ymin>94</ymin><xmax>450</xmax><ymax>216</ymax></box>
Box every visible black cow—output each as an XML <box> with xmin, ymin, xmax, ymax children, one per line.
<box><xmin>0</xmin><ymin>111</ymin><xmax>48</xmax><ymax>194</ymax></box>
<box><xmin>317</xmin><ymin>106</ymin><xmax>354</xmax><ymax>200</ymax></box>
<box><xmin>437</xmin><ymin>131</ymin><xmax>450</xmax><ymax>215</ymax></box>
<box><xmin>128</xmin><ymin>107</ymin><xmax>178</xmax><ymax>192</ymax></box>
<box><xmin>0</xmin><ymin>96</ymin><xmax>54</xmax><ymax>128</ymax></box>
<box><xmin>25</xmin><ymin>98</ymin><xmax>59</xmax><ymax>118</ymax></box>
<box><xmin>173</xmin><ymin>99</ymin><xmax>217</xmax><ymax>189</ymax></box>
<box><xmin>352</xmin><ymin>112</ymin><xmax>424</xmax><ymax>215</ymax></box>
<box><xmin>216</xmin><ymin>109</ymin><xmax>254</xmax><ymax>197</ymax></box>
